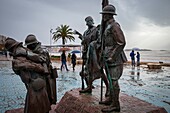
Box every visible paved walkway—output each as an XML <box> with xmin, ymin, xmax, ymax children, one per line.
<box><xmin>1</xmin><ymin>60</ymin><xmax>170</xmax><ymax>112</ymax></box>
<box><xmin>0</xmin><ymin>55</ymin><xmax>12</xmax><ymax>61</ymax></box>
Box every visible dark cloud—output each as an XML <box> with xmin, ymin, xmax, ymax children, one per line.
<box><xmin>120</xmin><ymin>0</ymin><xmax>170</xmax><ymax>27</ymax></box>
<box><xmin>0</xmin><ymin>0</ymin><xmax>170</xmax><ymax>49</ymax></box>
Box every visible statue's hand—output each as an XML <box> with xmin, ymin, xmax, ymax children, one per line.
<box><xmin>73</xmin><ymin>30</ymin><xmax>83</xmax><ymax>40</ymax></box>
<box><xmin>79</xmin><ymin>71</ymin><xmax>87</xmax><ymax>77</ymax></box>
<box><xmin>106</xmin><ymin>57</ymin><xmax>112</xmax><ymax>63</ymax></box>
<box><xmin>79</xmin><ymin>71</ymin><xmax>84</xmax><ymax>77</ymax></box>
<box><xmin>73</xmin><ymin>30</ymin><xmax>78</xmax><ymax>34</ymax></box>
<box><xmin>39</xmin><ymin>56</ymin><xmax>46</xmax><ymax>62</ymax></box>
<box><xmin>81</xmin><ymin>39</ymin><xmax>86</xmax><ymax>45</ymax></box>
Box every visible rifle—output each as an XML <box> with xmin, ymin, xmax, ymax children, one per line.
<box><xmin>100</xmin><ymin>0</ymin><xmax>109</xmax><ymax>101</ymax></box>
<box><xmin>79</xmin><ymin>59</ymin><xmax>85</xmax><ymax>90</ymax></box>
<box><xmin>73</xmin><ymin>30</ymin><xmax>85</xmax><ymax>90</ymax></box>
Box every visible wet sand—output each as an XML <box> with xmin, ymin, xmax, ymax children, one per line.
<box><xmin>0</xmin><ymin>60</ymin><xmax>170</xmax><ymax>113</ymax></box>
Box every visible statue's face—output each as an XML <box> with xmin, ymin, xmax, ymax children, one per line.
<box><xmin>86</xmin><ymin>20</ymin><xmax>93</xmax><ymax>27</ymax></box>
<box><xmin>103</xmin><ymin>14</ymin><xmax>113</xmax><ymax>22</ymax></box>
<box><xmin>27</xmin><ymin>43</ymin><xmax>37</xmax><ymax>50</ymax></box>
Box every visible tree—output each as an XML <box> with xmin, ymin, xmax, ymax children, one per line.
<box><xmin>52</xmin><ymin>24</ymin><xmax>75</xmax><ymax>45</ymax></box>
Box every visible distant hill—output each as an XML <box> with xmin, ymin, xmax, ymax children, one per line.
<box><xmin>125</xmin><ymin>49</ymin><xmax>152</xmax><ymax>51</ymax></box>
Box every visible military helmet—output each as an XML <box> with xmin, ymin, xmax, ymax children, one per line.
<box><xmin>5</xmin><ymin>38</ymin><xmax>22</xmax><ymax>51</ymax></box>
<box><xmin>85</xmin><ymin>16</ymin><xmax>93</xmax><ymax>22</ymax></box>
<box><xmin>100</xmin><ymin>4</ymin><xmax>117</xmax><ymax>15</ymax></box>
<box><xmin>25</xmin><ymin>34</ymin><xmax>39</xmax><ymax>46</ymax></box>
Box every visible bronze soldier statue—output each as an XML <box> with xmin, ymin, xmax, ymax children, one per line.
<box><xmin>80</xmin><ymin>25</ymin><xmax>110</xmax><ymax>97</ymax></box>
<box><xmin>5</xmin><ymin>38</ymin><xmax>51</xmax><ymax>113</ymax></box>
<box><xmin>74</xmin><ymin>16</ymin><xmax>109</xmax><ymax>96</ymax></box>
<box><xmin>24</xmin><ymin>34</ymin><xmax>57</xmax><ymax>105</ymax></box>
<box><xmin>74</xmin><ymin>16</ymin><xmax>98</xmax><ymax>90</ymax></box>
<box><xmin>98</xmin><ymin>4</ymin><xmax>127</xmax><ymax>112</ymax></box>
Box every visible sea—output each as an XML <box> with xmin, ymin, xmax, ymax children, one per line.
<box><xmin>125</xmin><ymin>50</ymin><xmax>170</xmax><ymax>63</ymax></box>
<box><xmin>0</xmin><ymin>50</ymin><xmax>170</xmax><ymax>113</ymax></box>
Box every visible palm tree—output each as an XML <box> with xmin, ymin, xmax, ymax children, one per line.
<box><xmin>52</xmin><ymin>24</ymin><xmax>75</xmax><ymax>45</ymax></box>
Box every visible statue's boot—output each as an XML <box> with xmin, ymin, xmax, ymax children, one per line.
<box><xmin>101</xmin><ymin>89</ymin><xmax>120</xmax><ymax>112</ymax></box>
<box><xmin>92</xmin><ymin>85</ymin><xmax>95</xmax><ymax>89</ymax></box>
<box><xmin>99</xmin><ymin>96</ymin><xmax>112</xmax><ymax>105</ymax></box>
<box><xmin>79</xmin><ymin>87</ymin><xmax>92</xmax><ymax>93</ymax></box>
<box><xmin>105</xmin><ymin>88</ymin><xmax>110</xmax><ymax>97</ymax></box>
<box><xmin>85</xmin><ymin>77</ymin><xmax>95</xmax><ymax>89</ymax></box>
<box><xmin>101</xmin><ymin>106</ymin><xmax>120</xmax><ymax>112</ymax></box>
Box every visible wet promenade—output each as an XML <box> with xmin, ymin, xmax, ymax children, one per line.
<box><xmin>0</xmin><ymin>60</ymin><xmax>170</xmax><ymax>113</ymax></box>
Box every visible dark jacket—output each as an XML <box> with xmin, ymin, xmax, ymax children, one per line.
<box><xmin>71</xmin><ymin>53</ymin><xmax>77</xmax><ymax>65</ymax></box>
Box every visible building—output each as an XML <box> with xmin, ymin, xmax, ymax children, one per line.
<box><xmin>0</xmin><ymin>35</ymin><xmax>6</xmax><ymax>51</ymax></box>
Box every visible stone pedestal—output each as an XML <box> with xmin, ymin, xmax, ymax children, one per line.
<box><xmin>5</xmin><ymin>87</ymin><xmax>167</xmax><ymax>113</ymax></box>
<box><xmin>55</xmin><ymin>88</ymin><xmax>167</xmax><ymax>113</ymax></box>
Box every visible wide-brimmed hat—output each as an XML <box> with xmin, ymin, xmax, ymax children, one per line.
<box><xmin>100</xmin><ymin>4</ymin><xmax>117</xmax><ymax>15</ymax></box>
<box><xmin>5</xmin><ymin>38</ymin><xmax>22</xmax><ymax>51</ymax></box>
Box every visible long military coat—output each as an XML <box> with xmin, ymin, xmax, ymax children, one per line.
<box><xmin>12</xmin><ymin>46</ymin><xmax>51</xmax><ymax>113</ymax></box>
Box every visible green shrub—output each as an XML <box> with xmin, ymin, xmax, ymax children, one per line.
<box><xmin>51</xmin><ymin>55</ymin><xmax>60</xmax><ymax>58</ymax></box>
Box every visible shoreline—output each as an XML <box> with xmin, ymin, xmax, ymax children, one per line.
<box><xmin>1</xmin><ymin>55</ymin><xmax>170</xmax><ymax>67</ymax></box>
<box><xmin>51</xmin><ymin>58</ymin><xmax>170</xmax><ymax>67</ymax></box>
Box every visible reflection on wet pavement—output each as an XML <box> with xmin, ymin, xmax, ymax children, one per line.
<box><xmin>121</xmin><ymin>65</ymin><xmax>170</xmax><ymax>113</ymax></box>
<box><xmin>0</xmin><ymin>61</ymin><xmax>170</xmax><ymax>113</ymax></box>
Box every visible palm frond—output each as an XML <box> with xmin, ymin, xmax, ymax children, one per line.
<box><xmin>52</xmin><ymin>24</ymin><xmax>75</xmax><ymax>45</ymax></box>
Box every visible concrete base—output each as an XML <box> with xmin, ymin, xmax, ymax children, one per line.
<box><xmin>5</xmin><ymin>87</ymin><xmax>167</xmax><ymax>113</ymax></box>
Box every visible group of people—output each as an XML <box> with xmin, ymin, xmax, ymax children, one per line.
<box><xmin>60</xmin><ymin>51</ymin><xmax>77</xmax><ymax>71</ymax></box>
<box><xmin>75</xmin><ymin>4</ymin><xmax>127</xmax><ymax>112</ymax></box>
<box><xmin>5</xmin><ymin>35</ymin><xmax>58</xmax><ymax>113</ymax></box>
<box><xmin>130</xmin><ymin>50</ymin><xmax>140</xmax><ymax>67</ymax></box>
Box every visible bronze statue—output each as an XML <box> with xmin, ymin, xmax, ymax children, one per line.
<box><xmin>98</xmin><ymin>4</ymin><xmax>127</xmax><ymax>112</ymax></box>
<box><xmin>74</xmin><ymin>16</ymin><xmax>98</xmax><ymax>90</ymax></box>
<box><xmin>74</xmin><ymin>16</ymin><xmax>109</xmax><ymax>97</ymax></box>
<box><xmin>25</xmin><ymin>34</ymin><xmax>57</xmax><ymax>105</ymax></box>
<box><xmin>5</xmin><ymin>38</ymin><xmax>51</xmax><ymax>113</ymax></box>
<box><xmin>80</xmin><ymin>26</ymin><xmax>110</xmax><ymax>98</ymax></box>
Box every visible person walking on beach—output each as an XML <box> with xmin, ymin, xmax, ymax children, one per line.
<box><xmin>130</xmin><ymin>50</ymin><xmax>136</xmax><ymax>67</ymax></box>
<box><xmin>60</xmin><ymin>51</ymin><xmax>69</xmax><ymax>71</ymax></box>
<box><xmin>136</xmin><ymin>52</ymin><xmax>140</xmax><ymax>66</ymax></box>
<box><xmin>71</xmin><ymin>53</ymin><xmax>77</xmax><ymax>71</ymax></box>
<box><xmin>99</xmin><ymin>4</ymin><xmax>127</xmax><ymax>112</ymax></box>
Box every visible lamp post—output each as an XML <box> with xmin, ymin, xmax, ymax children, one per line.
<box><xmin>50</xmin><ymin>29</ymin><xmax>53</xmax><ymax>46</ymax></box>
<box><xmin>50</xmin><ymin>29</ymin><xmax>53</xmax><ymax>55</ymax></box>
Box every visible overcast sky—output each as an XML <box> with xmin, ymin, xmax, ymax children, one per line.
<box><xmin>0</xmin><ymin>0</ymin><xmax>170</xmax><ymax>50</ymax></box>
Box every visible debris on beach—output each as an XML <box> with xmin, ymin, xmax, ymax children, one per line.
<box><xmin>147</xmin><ymin>63</ymin><xmax>162</xmax><ymax>69</ymax></box>
<box><xmin>163</xmin><ymin>100</ymin><xmax>170</xmax><ymax>105</ymax></box>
